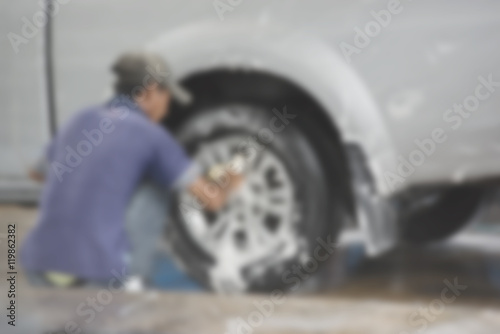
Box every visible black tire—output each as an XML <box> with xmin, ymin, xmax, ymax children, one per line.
<box><xmin>165</xmin><ymin>104</ymin><xmax>348</xmax><ymax>292</ymax></box>
<box><xmin>400</xmin><ymin>187</ymin><xmax>483</xmax><ymax>244</ymax></box>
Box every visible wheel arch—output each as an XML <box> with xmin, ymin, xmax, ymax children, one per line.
<box><xmin>147</xmin><ymin>21</ymin><xmax>398</xmax><ymax>197</ymax></box>
<box><xmin>165</xmin><ymin>69</ymin><xmax>357</xmax><ymax>221</ymax></box>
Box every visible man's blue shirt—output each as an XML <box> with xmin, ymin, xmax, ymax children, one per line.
<box><xmin>21</xmin><ymin>96</ymin><xmax>191</xmax><ymax>280</ymax></box>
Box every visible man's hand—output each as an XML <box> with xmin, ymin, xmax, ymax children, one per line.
<box><xmin>188</xmin><ymin>173</ymin><xmax>243</xmax><ymax>211</ymax></box>
<box><xmin>189</xmin><ymin>154</ymin><xmax>246</xmax><ymax>211</ymax></box>
<box><xmin>29</xmin><ymin>169</ymin><xmax>45</xmax><ymax>183</ymax></box>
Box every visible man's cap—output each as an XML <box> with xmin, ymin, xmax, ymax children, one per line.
<box><xmin>112</xmin><ymin>52</ymin><xmax>192</xmax><ymax>105</ymax></box>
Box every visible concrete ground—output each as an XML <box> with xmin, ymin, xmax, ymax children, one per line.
<box><xmin>2</xmin><ymin>204</ymin><xmax>500</xmax><ymax>333</ymax></box>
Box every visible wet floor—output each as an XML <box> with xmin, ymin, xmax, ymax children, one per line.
<box><xmin>4</xmin><ymin>204</ymin><xmax>500</xmax><ymax>304</ymax></box>
<box><xmin>322</xmin><ymin>229</ymin><xmax>500</xmax><ymax>308</ymax></box>
<box><xmin>2</xmin><ymin>204</ymin><xmax>500</xmax><ymax>333</ymax></box>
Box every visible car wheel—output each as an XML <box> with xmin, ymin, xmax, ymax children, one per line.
<box><xmin>165</xmin><ymin>104</ymin><xmax>348</xmax><ymax>293</ymax></box>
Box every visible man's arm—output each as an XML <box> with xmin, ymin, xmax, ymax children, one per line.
<box><xmin>29</xmin><ymin>139</ymin><xmax>56</xmax><ymax>183</ymax></box>
<box><xmin>29</xmin><ymin>153</ymin><xmax>50</xmax><ymax>183</ymax></box>
<box><xmin>149</xmin><ymin>126</ymin><xmax>244</xmax><ymax>211</ymax></box>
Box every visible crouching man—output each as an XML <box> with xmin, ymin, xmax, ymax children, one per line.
<box><xmin>21</xmin><ymin>52</ymin><xmax>242</xmax><ymax>288</ymax></box>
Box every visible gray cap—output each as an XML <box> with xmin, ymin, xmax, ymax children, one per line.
<box><xmin>112</xmin><ymin>52</ymin><xmax>192</xmax><ymax>105</ymax></box>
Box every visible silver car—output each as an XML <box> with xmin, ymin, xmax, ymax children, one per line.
<box><xmin>3</xmin><ymin>0</ymin><xmax>500</xmax><ymax>291</ymax></box>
